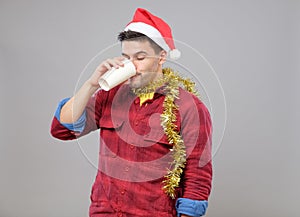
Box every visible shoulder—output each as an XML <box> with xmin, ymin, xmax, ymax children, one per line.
<box><xmin>177</xmin><ymin>88</ymin><xmax>211</xmax><ymax>124</ymax></box>
<box><xmin>177</xmin><ymin>88</ymin><xmax>208</xmax><ymax>111</ymax></box>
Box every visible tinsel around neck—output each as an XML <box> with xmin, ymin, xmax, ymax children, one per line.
<box><xmin>131</xmin><ymin>68</ymin><xmax>198</xmax><ymax>97</ymax></box>
<box><xmin>132</xmin><ymin>68</ymin><xmax>198</xmax><ymax>199</ymax></box>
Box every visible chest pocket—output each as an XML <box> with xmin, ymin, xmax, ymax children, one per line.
<box><xmin>99</xmin><ymin>116</ymin><xmax>125</xmax><ymax>157</ymax></box>
<box><xmin>141</xmin><ymin>126</ymin><xmax>173</xmax><ymax>162</ymax></box>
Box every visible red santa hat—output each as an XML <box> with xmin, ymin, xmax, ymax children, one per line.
<box><xmin>124</xmin><ymin>8</ymin><xmax>181</xmax><ymax>60</ymax></box>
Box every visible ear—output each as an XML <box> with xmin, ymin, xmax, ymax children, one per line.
<box><xmin>158</xmin><ymin>50</ymin><xmax>167</xmax><ymax>65</ymax></box>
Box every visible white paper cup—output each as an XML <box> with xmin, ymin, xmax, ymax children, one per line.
<box><xmin>98</xmin><ymin>59</ymin><xmax>136</xmax><ymax>91</ymax></box>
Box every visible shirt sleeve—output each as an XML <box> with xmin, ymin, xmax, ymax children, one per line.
<box><xmin>51</xmin><ymin>90</ymin><xmax>104</xmax><ymax>140</ymax></box>
<box><xmin>178</xmin><ymin>90</ymin><xmax>213</xmax><ymax>201</ymax></box>
<box><xmin>175</xmin><ymin>198</ymin><xmax>208</xmax><ymax>217</ymax></box>
<box><xmin>54</xmin><ymin>97</ymin><xmax>86</xmax><ymax>133</ymax></box>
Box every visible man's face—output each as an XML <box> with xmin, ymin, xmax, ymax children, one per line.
<box><xmin>121</xmin><ymin>40</ymin><xmax>164</xmax><ymax>89</ymax></box>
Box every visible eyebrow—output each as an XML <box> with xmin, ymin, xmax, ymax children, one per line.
<box><xmin>122</xmin><ymin>51</ymin><xmax>148</xmax><ymax>57</ymax></box>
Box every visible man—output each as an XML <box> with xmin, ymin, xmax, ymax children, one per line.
<box><xmin>51</xmin><ymin>8</ymin><xmax>212</xmax><ymax>217</ymax></box>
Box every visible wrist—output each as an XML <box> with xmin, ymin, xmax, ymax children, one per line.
<box><xmin>84</xmin><ymin>80</ymin><xmax>99</xmax><ymax>94</ymax></box>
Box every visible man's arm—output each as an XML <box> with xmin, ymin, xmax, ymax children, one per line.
<box><xmin>60</xmin><ymin>57</ymin><xmax>125</xmax><ymax>123</ymax></box>
<box><xmin>176</xmin><ymin>92</ymin><xmax>213</xmax><ymax>217</ymax></box>
<box><xmin>50</xmin><ymin>57</ymin><xmax>125</xmax><ymax>139</ymax></box>
<box><xmin>59</xmin><ymin>82</ymin><xmax>98</xmax><ymax>124</ymax></box>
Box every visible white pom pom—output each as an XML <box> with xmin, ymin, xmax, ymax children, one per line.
<box><xmin>169</xmin><ymin>49</ymin><xmax>181</xmax><ymax>60</ymax></box>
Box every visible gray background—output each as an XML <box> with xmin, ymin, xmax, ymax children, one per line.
<box><xmin>0</xmin><ymin>0</ymin><xmax>299</xmax><ymax>216</ymax></box>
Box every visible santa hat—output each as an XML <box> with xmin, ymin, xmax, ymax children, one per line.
<box><xmin>124</xmin><ymin>8</ymin><xmax>181</xmax><ymax>60</ymax></box>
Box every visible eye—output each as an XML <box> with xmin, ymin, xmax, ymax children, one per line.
<box><xmin>135</xmin><ymin>55</ymin><xmax>146</xmax><ymax>61</ymax></box>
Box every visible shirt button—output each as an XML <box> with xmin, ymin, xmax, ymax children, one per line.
<box><xmin>125</xmin><ymin>167</ymin><xmax>129</xmax><ymax>172</ymax></box>
<box><xmin>134</xmin><ymin>121</ymin><xmax>138</xmax><ymax>126</ymax></box>
<box><xmin>130</xmin><ymin>145</ymin><xmax>134</xmax><ymax>149</ymax></box>
<box><xmin>121</xmin><ymin>190</ymin><xmax>125</xmax><ymax>195</ymax></box>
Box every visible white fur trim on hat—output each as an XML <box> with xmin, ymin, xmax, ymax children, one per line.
<box><xmin>125</xmin><ymin>22</ymin><xmax>170</xmax><ymax>52</ymax></box>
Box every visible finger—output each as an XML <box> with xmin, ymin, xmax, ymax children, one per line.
<box><xmin>115</xmin><ymin>56</ymin><xmax>126</xmax><ymax>62</ymax></box>
<box><xmin>107</xmin><ymin>58</ymin><xmax>125</xmax><ymax>69</ymax></box>
<box><xmin>114</xmin><ymin>59</ymin><xmax>125</xmax><ymax>67</ymax></box>
<box><xmin>112</xmin><ymin>56</ymin><xmax>126</xmax><ymax>67</ymax></box>
<box><xmin>103</xmin><ymin>62</ymin><xmax>112</xmax><ymax>70</ymax></box>
<box><xmin>106</xmin><ymin>59</ymin><xmax>120</xmax><ymax>69</ymax></box>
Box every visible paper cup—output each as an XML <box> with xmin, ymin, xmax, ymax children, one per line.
<box><xmin>98</xmin><ymin>59</ymin><xmax>136</xmax><ymax>91</ymax></box>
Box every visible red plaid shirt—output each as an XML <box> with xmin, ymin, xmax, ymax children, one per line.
<box><xmin>51</xmin><ymin>84</ymin><xmax>212</xmax><ymax>217</ymax></box>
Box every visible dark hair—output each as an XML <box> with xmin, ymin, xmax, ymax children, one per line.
<box><xmin>117</xmin><ymin>30</ymin><xmax>163</xmax><ymax>54</ymax></box>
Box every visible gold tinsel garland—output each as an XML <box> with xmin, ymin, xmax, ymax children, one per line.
<box><xmin>132</xmin><ymin>68</ymin><xmax>197</xmax><ymax>199</ymax></box>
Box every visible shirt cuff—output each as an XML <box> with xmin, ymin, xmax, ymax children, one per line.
<box><xmin>175</xmin><ymin>198</ymin><xmax>208</xmax><ymax>217</ymax></box>
<box><xmin>54</xmin><ymin>97</ymin><xmax>86</xmax><ymax>133</ymax></box>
